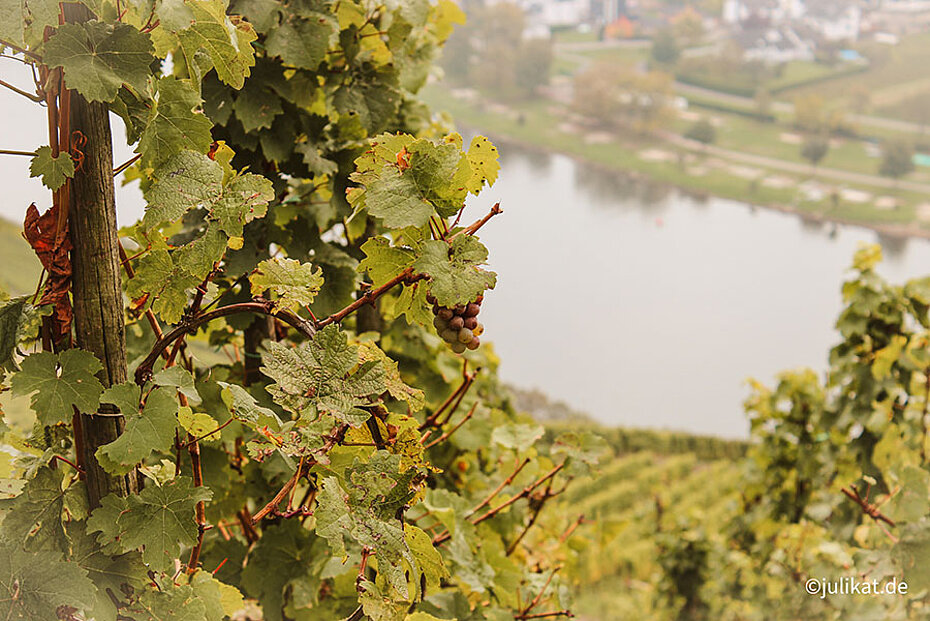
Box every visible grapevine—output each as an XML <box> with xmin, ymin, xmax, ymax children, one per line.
<box><xmin>0</xmin><ymin>0</ymin><xmax>604</xmax><ymax>619</ymax></box>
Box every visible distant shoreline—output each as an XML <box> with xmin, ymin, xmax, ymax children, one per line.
<box><xmin>464</xmin><ymin>123</ymin><xmax>930</xmax><ymax>242</ymax></box>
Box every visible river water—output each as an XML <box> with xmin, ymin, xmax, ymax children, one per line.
<box><xmin>463</xmin><ymin>138</ymin><xmax>930</xmax><ymax>438</ymax></box>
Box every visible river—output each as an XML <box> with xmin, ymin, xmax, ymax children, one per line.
<box><xmin>463</xmin><ymin>137</ymin><xmax>930</xmax><ymax>438</ymax></box>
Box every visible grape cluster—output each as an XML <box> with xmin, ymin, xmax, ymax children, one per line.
<box><xmin>429</xmin><ymin>293</ymin><xmax>484</xmax><ymax>354</ymax></box>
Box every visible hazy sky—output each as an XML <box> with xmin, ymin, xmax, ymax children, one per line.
<box><xmin>1</xmin><ymin>62</ymin><xmax>145</xmax><ymax>226</ymax></box>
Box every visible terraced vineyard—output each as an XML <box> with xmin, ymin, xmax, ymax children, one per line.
<box><xmin>558</xmin><ymin>446</ymin><xmax>746</xmax><ymax>620</ymax></box>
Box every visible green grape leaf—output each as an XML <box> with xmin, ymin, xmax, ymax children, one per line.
<box><xmin>88</xmin><ymin>477</ymin><xmax>212</xmax><ymax>572</ymax></box>
<box><xmin>0</xmin><ymin>542</ymin><xmax>95</xmax><ymax>620</ymax></box>
<box><xmin>175</xmin><ymin>0</ymin><xmax>257</xmax><ymax>89</ymax></box>
<box><xmin>210</xmin><ymin>172</ymin><xmax>274</xmax><ymax>238</ymax></box>
<box><xmin>0</xmin><ymin>466</ymin><xmax>86</xmax><ymax>552</ymax></box>
<box><xmin>44</xmin><ymin>21</ymin><xmax>154</xmax><ymax>102</ymax></box>
<box><xmin>143</xmin><ymin>150</ymin><xmax>224</xmax><ymax>231</ymax></box>
<box><xmin>123</xmin><ymin>583</ymin><xmax>207</xmax><ymax>620</ymax></box>
<box><xmin>264</xmin><ymin>12</ymin><xmax>337</xmax><ymax>70</ymax></box>
<box><xmin>96</xmin><ymin>386</ymin><xmax>178</xmax><ymax>475</ymax></box>
<box><xmin>0</xmin><ymin>0</ymin><xmax>25</xmax><ymax>46</ymax></box>
<box><xmin>233</xmin><ymin>81</ymin><xmax>283</xmax><ymax>132</ymax></box>
<box><xmin>125</xmin><ymin>245</ymin><xmax>200</xmax><ymax>324</ymax></box>
<box><xmin>69</xmin><ymin>522</ymin><xmax>148</xmax><ymax>621</ymax></box>
<box><xmin>219</xmin><ymin>382</ymin><xmax>281</xmax><ymax>430</ymax></box>
<box><xmin>154</xmin><ymin>366</ymin><xmax>202</xmax><ymax>405</ymax></box>
<box><xmin>11</xmin><ymin>349</ymin><xmax>104</xmax><ymax>425</ymax></box>
<box><xmin>491</xmin><ymin>422</ymin><xmax>544</xmax><ymax>452</ymax></box>
<box><xmin>261</xmin><ymin>325</ymin><xmax>386</xmax><ymax>424</ymax></box>
<box><xmin>189</xmin><ymin>570</ymin><xmax>244</xmax><ymax>621</ymax></box>
<box><xmin>357</xmin><ymin>342</ymin><xmax>424</xmax><ymax>412</ymax></box>
<box><xmin>413</xmin><ymin>236</ymin><xmax>496</xmax><ymax>307</ymax></box>
<box><xmin>316</xmin><ymin>456</ymin><xmax>416</xmax><ymax>597</ymax></box>
<box><xmin>0</xmin><ymin>297</ymin><xmax>30</xmax><ymax>370</ymax></box>
<box><xmin>358</xmin><ymin>237</ymin><xmax>416</xmax><ymax>288</ymax></box>
<box><xmin>138</xmin><ymin>77</ymin><xmax>214</xmax><ymax>169</ymax></box>
<box><xmin>28</xmin><ymin>145</ymin><xmax>75</xmax><ymax>191</ymax></box>
<box><xmin>249</xmin><ymin>257</ymin><xmax>324</xmax><ymax>312</ymax></box>
<box><xmin>895</xmin><ymin>521</ymin><xmax>930</xmax><ymax>592</ymax></box>
<box><xmin>886</xmin><ymin>466</ymin><xmax>930</xmax><ymax>524</ymax></box>
<box><xmin>356</xmin><ymin>166</ymin><xmax>433</xmax><ymax>229</ymax></box>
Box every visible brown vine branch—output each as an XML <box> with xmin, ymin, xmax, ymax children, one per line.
<box><xmin>0</xmin><ymin>149</ymin><xmax>37</xmax><ymax>157</ymax></box>
<box><xmin>316</xmin><ymin>267</ymin><xmax>424</xmax><ymax>329</ymax></box>
<box><xmin>558</xmin><ymin>514</ymin><xmax>585</xmax><ymax>543</ymax></box>
<box><xmin>0</xmin><ymin>78</ymin><xmax>42</xmax><ymax>102</ymax></box>
<box><xmin>251</xmin><ymin>423</ymin><xmax>350</xmax><ymax>524</ymax></box>
<box><xmin>516</xmin><ymin>611</ymin><xmax>573</xmax><ymax>620</ymax></box>
<box><xmin>356</xmin><ymin>547</ymin><xmax>372</xmax><ymax>594</ymax></box>
<box><xmin>135</xmin><ymin>300</ymin><xmax>316</xmax><ymax>385</ymax></box>
<box><xmin>518</xmin><ymin>565</ymin><xmax>564</xmax><ymax>619</ymax></box>
<box><xmin>423</xmin><ymin>403</ymin><xmax>477</xmax><ymax>449</ymax></box>
<box><xmin>112</xmin><ymin>153</ymin><xmax>141</xmax><ymax>176</ymax></box>
<box><xmin>0</xmin><ymin>38</ymin><xmax>42</xmax><ymax>61</ymax></box>
<box><xmin>465</xmin><ymin>457</ymin><xmax>530</xmax><ymax>518</ymax></box>
<box><xmin>419</xmin><ymin>368</ymin><xmax>476</xmax><ymax>431</ymax></box>
<box><xmin>841</xmin><ymin>484</ymin><xmax>896</xmax><ymax>528</ymax></box>
<box><xmin>506</xmin><ymin>481</ymin><xmax>555</xmax><ymax>556</ymax></box>
<box><xmin>450</xmin><ymin>203</ymin><xmax>502</xmax><ymax>240</ymax></box>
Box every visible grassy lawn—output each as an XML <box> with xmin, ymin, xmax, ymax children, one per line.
<box><xmin>422</xmin><ymin>83</ymin><xmax>928</xmax><ymax>228</ymax></box>
<box><xmin>574</xmin><ymin>45</ymin><xmax>649</xmax><ymax>65</ymax></box>
<box><xmin>552</xmin><ymin>28</ymin><xmax>599</xmax><ymax>44</ymax></box>
<box><xmin>766</xmin><ymin>60</ymin><xmax>849</xmax><ymax>91</ymax></box>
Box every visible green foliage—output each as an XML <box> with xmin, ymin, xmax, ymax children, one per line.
<box><xmin>28</xmin><ymin>145</ymin><xmax>75</xmax><ymax>191</ymax></box>
<box><xmin>880</xmin><ymin>138</ymin><xmax>915</xmax><ymax>180</ymax></box>
<box><xmin>0</xmin><ymin>0</ymin><xmax>599</xmax><ymax>619</ymax></box>
<box><xmin>11</xmin><ymin>349</ymin><xmax>103</xmax><ymax>426</ymax></box>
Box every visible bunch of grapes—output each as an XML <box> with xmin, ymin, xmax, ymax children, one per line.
<box><xmin>428</xmin><ymin>293</ymin><xmax>484</xmax><ymax>354</ymax></box>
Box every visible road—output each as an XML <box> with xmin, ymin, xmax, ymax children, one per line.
<box><xmin>663</xmin><ymin>131</ymin><xmax>930</xmax><ymax>194</ymax></box>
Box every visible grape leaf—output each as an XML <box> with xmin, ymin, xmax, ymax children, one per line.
<box><xmin>264</xmin><ymin>12</ymin><xmax>337</xmax><ymax>70</ymax></box>
<box><xmin>0</xmin><ymin>466</ymin><xmax>86</xmax><ymax>552</ymax></box>
<box><xmin>175</xmin><ymin>0</ymin><xmax>257</xmax><ymax>89</ymax></box>
<box><xmin>0</xmin><ymin>297</ymin><xmax>29</xmax><ymax>370</ymax></box>
<box><xmin>125</xmin><ymin>245</ymin><xmax>201</xmax><ymax>324</ymax></box>
<box><xmin>44</xmin><ymin>21</ymin><xmax>154</xmax><ymax>102</ymax></box>
<box><xmin>88</xmin><ymin>477</ymin><xmax>212</xmax><ymax>572</ymax></box>
<box><xmin>261</xmin><ymin>325</ymin><xmax>385</xmax><ymax>424</ymax></box>
<box><xmin>154</xmin><ymin>366</ymin><xmax>202</xmax><ymax>405</ymax></box>
<box><xmin>123</xmin><ymin>583</ymin><xmax>208</xmax><ymax>620</ymax></box>
<box><xmin>143</xmin><ymin>150</ymin><xmax>224</xmax><ymax>231</ymax></box>
<box><xmin>138</xmin><ymin>77</ymin><xmax>214</xmax><ymax>169</ymax></box>
<box><xmin>68</xmin><ymin>522</ymin><xmax>148</xmax><ymax>621</ymax></box>
<box><xmin>357</xmin><ymin>342</ymin><xmax>424</xmax><ymax>412</ymax></box>
<box><xmin>464</xmin><ymin>135</ymin><xmax>499</xmax><ymax>194</ymax></box>
<box><xmin>11</xmin><ymin>349</ymin><xmax>104</xmax><ymax>425</ymax></box>
<box><xmin>178</xmin><ymin>407</ymin><xmax>219</xmax><ymax>438</ymax></box>
<box><xmin>189</xmin><ymin>570</ymin><xmax>245</xmax><ymax>621</ymax></box>
<box><xmin>316</xmin><ymin>452</ymin><xmax>418</xmax><ymax>598</ymax></box>
<box><xmin>0</xmin><ymin>542</ymin><xmax>95</xmax><ymax>620</ymax></box>
<box><xmin>0</xmin><ymin>0</ymin><xmax>25</xmax><ymax>46</ymax></box>
<box><xmin>96</xmin><ymin>386</ymin><xmax>178</xmax><ymax>475</ymax></box>
<box><xmin>413</xmin><ymin>236</ymin><xmax>497</xmax><ymax>307</ymax></box>
<box><xmin>358</xmin><ymin>237</ymin><xmax>416</xmax><ymax>288</ymax></box>
<box><xmin>405</xmin><ymin>525</ymin><xmax>449</xmax><ymax>597</ymax></box>
<box><xmin>210</xmin><ymin>172</ymin><xmax>274</xmax><ymax>237</ymax></box>
<box><xmin>233</xmin><ymin>80</ymin><xmax>283</xmax><ymax>132</ymax></box>
<box><xmin>219</xmin><ymin>382</ymin><xmax>281</xmax><ymax>430</ymax></box>
<box><xmin>491</xmin><ymin>422</ymin><xmax>544</xmax><ymax>452</ymax></box>
<box><xmin>28</xmin><ymin>146</ymin><xmax>75</xmax><ymax>191</ymax></box>
<box><xmin>249</xmin><ymin>257</ymin><xmax>324</xmax><ymax>312</ymax></box>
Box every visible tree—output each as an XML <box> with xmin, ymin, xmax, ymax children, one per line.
<box><xmin>685</xmin><ymin>119</ymin><xmax>717</xmax><ymax>146</ymax></box>
<box><xmin>880</xmin><ymin>139</ymin><xmax>915</xmax><ymax>181</ymax></box>
<box><xmin>652</xmin><ymin>28</ymin><xmax>681</xmax><ymax>65</ymax></box>
<box><xmin>0</xmin><ymin>2</ymin><xmax>603</xmax><ymax>620</ymax></box>
<box><xmin>573</xmin><ymin>63</ymin><xmax>674</xmax><ymax>133</ymax></box>
<box><xmin>800</xmin><ymin>134</ymin><xmax>829</xmax><ymax>169</ymax></box>
<box><xmin>793</xmin><ymin>94</ymin><xmax>826</xmax><ymax>133</ymax></box>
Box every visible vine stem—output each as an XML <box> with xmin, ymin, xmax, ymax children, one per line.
<box><xmin>423</xmin><ymin>403</ymin><xmax>477</xmax><ymax>449</ymax></box>
<box><xmin>251</xmin><ymin>423</ymin><xmax>350</xmax><ymax>524</ymax></box>
<box><xmin>0</xmin><ymin>77</ymin><xmax>42</xmax><ymax>102</ymax></box>
<box><xmin>518</xmin><ymin>565</ymin><xmax>564</xmax><ymax>618</ymax></box>
<box><xmin>135</xmin><ymin>300</ymin><xmax>316</xmax><ymax>384</ymax></box>
<box><xmin>449</xmin><ymin>202</ymin><xmax>502</xmax><ymax>239</ymax></box>
<box><xmin>316</xmin><ymin>267</ymin><xmax>424</xmax><ymax>329</ymax></box>
<box><xmin>0</xmin><ymin>149</ymin><xmax>37</xmax><ymax>157</ymax></box>
<box><xmin>0</xmin><ymin>38</ymin><xmax>42</xmax><ymax>60</ymax></box>
<box><xmin>465</xmin><ymin>457</ymin><xmax>530</xmax><ymax>518</ymax></box>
